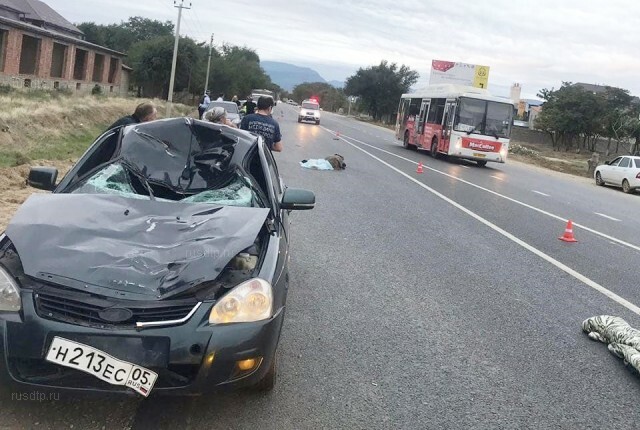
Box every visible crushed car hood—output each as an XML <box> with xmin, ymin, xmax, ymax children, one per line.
<box><xmin>5</xmin><ymin>194</ymin><xmax>269</xmax><ymax>299</ymax></box>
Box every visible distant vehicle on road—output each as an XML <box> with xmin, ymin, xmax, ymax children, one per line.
<box><xmin>396</xmin><ymin>84</ymin><xmax>513</xmax><ymax>167</ymax></box>
<box><xmin>251</xmin><ymin>89</ymin><xmax>275</xmax><ymax>103</ymax></box>
<box><xmin>204</xmin><ymin>100</ymin><xmax>242</xmax><ymax>126</ymax></box>
<box><xmin>0</xmin><ymin>118</ymin><xmax>315</xmax><ymax>397</ymax></box>
<box><xmin>298</xmin><ymin>99</ymin><xmax>321</xmax><ymax>125</ymax></box>
<box><xmin>595</xmin><ymin>155</ymin><xmax>640</xmax><ymax>193</ymax></box>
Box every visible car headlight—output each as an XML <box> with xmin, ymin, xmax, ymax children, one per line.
<box><xmin>0</xmin><ymin>266</ymin><xmax>21</xmax><ymax>312</ymax></box>
<box><xmin>209</xmin><ymin>278</ymin><xmax>272</xmax><ymax>324</ymax></box>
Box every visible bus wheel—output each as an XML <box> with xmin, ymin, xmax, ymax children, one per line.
<box><xmin>403</xmin><ymin>132</ymin><xmax>414</xmax><ymax>150</ymax></box>
<box><xmin>476</xmin><ymin>160</ymin><xmax>487</xmax><ymax>167</ymax></box>
<box><xmin>430</xmin><ymin>138</ymin><xmax>438</xmax><ymax>158</ymax></box>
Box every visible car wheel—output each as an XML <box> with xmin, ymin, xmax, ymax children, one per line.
<box><xmin>297</xmin><ymin>118</ymin><xmax>302</xmax><ymax>123</ymax></box>
<box><xmin>315</xmin><ymin>120</ymin><xmax>320</xmax><ymax>125</ymax></box>
<box><xmin>622</xmin><ymin>179</ymin><xmax>632</xmax><ymax>193</ymax></box>
<box><xmin>253</xmin><ymin>353</ymin><xmax>277</xmax><ymax>392</ymax></box>
<box><xmin>595</xmin><ymin>172</ymin><xmax>605</xmax><ymax>186</ymax></box>
<box><xmin>476</xmin><ymin>160</ymin><xmax>487</xmax><ymax>167</ymax></box>
<box><xmin>430</xmin><ymin>138</ymin><xmax>438</xmax><ymax>158</ymax></box>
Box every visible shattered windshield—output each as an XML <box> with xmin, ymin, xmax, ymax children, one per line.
<box><xmin>72</xmin><ymin>163</ymin><xmax>261</xmax><ymax>207</ymax></box>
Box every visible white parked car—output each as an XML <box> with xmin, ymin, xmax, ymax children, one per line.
<box><xmin>595</xmin><ymin>155</ymin><xmax>640</xmax><ymax>193</ymax></box>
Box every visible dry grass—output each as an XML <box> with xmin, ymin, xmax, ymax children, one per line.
<box><xmin>509</xmin><ymin>142</ymin><xmax>590</xmax><ymax>177</ymax></box>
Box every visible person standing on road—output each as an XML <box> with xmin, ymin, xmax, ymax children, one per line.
<box><xmin>198</xmin><ymin>90</ymin><xmax>211</xmax><ymax>119</ymax></box>
<box><xmin>232</xmin><ymin>95</ymin><xmax>240</xmax><ymax>107</ymax></box>
<box><xmin>216</xmin><ymin>93</ymin><xmax>224</xmax><ymax>102</ymax></box>
<box><xmin>107</xmin><ymin>102</ymin><xmax>157</xmax><ymax>130</ymax></box>
<box><xmin>244</xmin><ymin>96</ymin><xmax>256</xmax><ymax>115</ymax></box>
<box><xmin>240</xmin><ymin>96</ymin><xmax>283</xmax><ymax>152</ymax></box>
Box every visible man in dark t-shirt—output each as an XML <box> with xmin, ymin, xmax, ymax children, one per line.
<box><xmin>240</xmin><ymin>96</ymin><xmax>283</xmax><ymax>152</ymax></box>
<box><xmin>107</xmin><ymin>102</ymin><xmax>157</xmax><ymax>131</ymax></box>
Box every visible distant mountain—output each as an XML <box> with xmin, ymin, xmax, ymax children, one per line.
<box><xmin>327</xmin><ymin>80</ymin><xmax>345</xmax><ymax>89</ymax></box>
<box><xmin>261</xmin><ymin>61</ymin><xmax>327</xmax><ymax>91</ymax></box>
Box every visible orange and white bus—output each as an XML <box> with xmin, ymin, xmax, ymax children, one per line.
<box><xmin>395</xmin><ymin>85</ymin><xmax>514</xmax><ymax>166</ymax></box>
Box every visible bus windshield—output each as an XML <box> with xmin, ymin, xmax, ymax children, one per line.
<box><xmin>454</xmin><ymin>97</ymin><xmax>512</xmax><ymax>138</ymax></box>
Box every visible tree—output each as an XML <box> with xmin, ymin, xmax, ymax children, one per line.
<box><xmin>344</xmin><ymin>61</ymin><xmax>418</xmax><ymax>122</ymax></box>
<box><xmin>535</xmin><ymin>83</ymin><xmax>607</xmax><ymax>152</ymax></box>
<box><xmin>128</xmin><ymin>36</ymin><xmax>203</xmax><ymax>98</ymax></box>
<box><xmin>292</xmin><ymin>82</ymin><xmax>347</xmax><ymax>112</ymax></box>
<box><xmin>77</xmin><ymin>17</ymin><xmax>174</xmax><ymax>54</ymax></box>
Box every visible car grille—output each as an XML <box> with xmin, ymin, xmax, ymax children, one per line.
<box><xmin>34</xmin><ymin>291</ymin><xmax>199</xmax><ymax>329</ymax></box>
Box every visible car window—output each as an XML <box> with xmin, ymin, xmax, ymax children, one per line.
<box><xmin>609</xmin><ymin>157</ymin><xmax>622</xmax><ymax>166</ymax></box>
<box><xmin>635</xmin><ymin>159</ymin><xmax>640</xmax><ymax>168</ymax></box>
<box><xmin>619</xmin><ymin>157</ymin><xmax>630</xmax><ymax>168</ymax></box>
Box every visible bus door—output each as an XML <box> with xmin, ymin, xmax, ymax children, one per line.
<box><xmin>416</xmin><ymin>99</ymin><xmax>430</xmax><ymax>147</ymax></box>
<box><xmin>441</xmin><ymin>100</ymin><xmax>456</xmax><ymax>153</ymax></box>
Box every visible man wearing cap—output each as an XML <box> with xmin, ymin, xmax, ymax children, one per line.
<box><xmin>240</xmin><ymin>96</ymin><xmax>283</xmax><ymax>152</ymax></box>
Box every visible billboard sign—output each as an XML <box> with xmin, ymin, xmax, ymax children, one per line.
<box><xmin>429</xmin><ymin>60</ymin><xmax>490</xmax><ymax>89</ymax></box>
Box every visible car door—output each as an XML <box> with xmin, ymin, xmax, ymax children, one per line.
<box><xmin>615</xmin><ymin>157</ymin><xmax>631</xmax><ymax>185</ymax></box>
<box><xmin>601</xmin><ymin>157</ymin><xmax>622</xmax><ymax>183</ymax></box>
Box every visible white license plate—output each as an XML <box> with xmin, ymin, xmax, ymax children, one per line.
<box><xmin>473</xmin><ymin>153</ymin><xmax>487</xmax><ymax>158</ymax></box>
<box><xmin>45</xmin><ymin>336</ymin><xmax>158</xmax><ymax>397</ymax></box>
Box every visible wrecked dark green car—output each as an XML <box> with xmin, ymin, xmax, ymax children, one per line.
<box><xmin>0</xmin><ymin>118</ymin><xmax>314</xmax><ymax>397</ymax></box>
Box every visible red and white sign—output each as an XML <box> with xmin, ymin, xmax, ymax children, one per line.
<box><xmin>461</xmin><ymin>138</ymin><xmax>502</xmax><ymax>152</ymax></box>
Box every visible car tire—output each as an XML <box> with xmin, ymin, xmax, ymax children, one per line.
<box><xmin>622</xmin><ymin>179</ymin><xmax>632</xmax><ymax>193</ymax></box>
<box><xmin>297</xmin><ymin>118</ymin><xmax>302</xmax><ymax>123</ymax></box>
<box><xmin>476</xmin><ymin>160</ymin><xmax>487</xmax><ymax>167</ymax></box>
<box><xmin>315</xmin><ymin>120</ymin><xmax>320</xmax><ymax>125</ymax></box>
<box><xmin>595</xmin><ymin>172</ymin><xmax>605</xmax><ymax>186</ymax></box>
<box><xmin>430</xmin><ymin>138</ymin><xmax>438</xmax><ymax>158</ymax></box>
<box><xmin>253</xmin><ymin>353</ymin><xmax>277</xmax><ymax>392</ymax></box>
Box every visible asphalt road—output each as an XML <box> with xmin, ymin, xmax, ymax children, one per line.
<box><xmin>2</xmin><ymin>104</ymin><xmax>640</xmax><ymax>429</ymax></box>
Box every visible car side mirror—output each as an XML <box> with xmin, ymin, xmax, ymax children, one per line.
<box><xmin>604</xmin><ymin>161</ymin><xmax>610</xmax><ymax>165</ymax></box>
<box><xmin>27</xmin><ymin>166</ymin><xmax>58</xmax><ymax>191</ymax></box>
<box><xmin>281</xmin><ymin>188</ymin><xmax>315</xmax><ymax>210</ymax></box>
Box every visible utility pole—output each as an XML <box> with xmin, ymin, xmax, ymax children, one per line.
<box><xmin>166</xmin><ymin>0</ymin><xmax>191</xmax><ymax>117</ymax></box>
<box><xmin>203</xmin><ymin>33</ymin><xmax>214</xmax><ymax>96</ymax></box>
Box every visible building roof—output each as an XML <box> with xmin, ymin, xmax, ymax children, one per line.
<box><xmin>0</xmin><ymin>15</ymin><xmax>125</xmax><ymax>57</ymax></box>
<box><xmin>0</xmin><ymin>0</ymin><xmax>82</xmax><ymax>37</ymax></box>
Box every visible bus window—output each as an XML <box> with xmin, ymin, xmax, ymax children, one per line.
<box><xmin>427</xmin><ymin>98</ymin><xmax>446</xmax><ymax>124</ymax></box>
<box><xmin>409</xmin><ymin>98</ymin><xmax>421</xmax><ymax>116</ymax></box>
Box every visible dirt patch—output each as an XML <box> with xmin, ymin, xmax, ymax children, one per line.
<box><xmin>0</xmin><ymin>160</ymin><xmax>73</xmax><ymax>231</ymax></box>
<box><xmin>509</xmin><ymin>141</ymin><xmax>591</xmax><ymax>177</ymax></box>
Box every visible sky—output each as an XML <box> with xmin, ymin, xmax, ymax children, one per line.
<box><xmin>48</xmin><ymin>0</ymin><xmax>640</xmax><ymax>99</ymax></box>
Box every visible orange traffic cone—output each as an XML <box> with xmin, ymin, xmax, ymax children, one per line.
<box><xmin>416</xmin><ymin>162</ymin><xmax>424</xmax><ymax>174</ymax></box>
<box><xmin>558</xmin><ymin>220</ymin><xmax>578</xmax><ymax>242</ymax></box>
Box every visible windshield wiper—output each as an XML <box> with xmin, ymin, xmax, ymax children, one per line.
<box><xmin>120</xmin><ymin>160</ymin><xmax>156</xmax><ymax>201</ymax></box>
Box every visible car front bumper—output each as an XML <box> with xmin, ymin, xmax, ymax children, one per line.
<box><xmin>0</xmin><ymin>291</ymin><xmax>284</xmax><ymax>396</ymax></box>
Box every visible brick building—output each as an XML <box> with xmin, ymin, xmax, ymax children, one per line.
<box><xmin>0</xmin><ymin>0</ymin><xmax>129</xmax><ymax>95</ymax></box>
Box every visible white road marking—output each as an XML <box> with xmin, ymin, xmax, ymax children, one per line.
<box><xmin>491</xmin><ymin>175</ymin><xmax>504</xmax><ymax>181</ymax></box>
<box><xmin>595</xmin><ymin>212</ymin><xmax>621</xmax><ymax>222</ymax></box>
<box><xmin>532</xmin><ymin>190</ymin><xmax>550</xmax><ymax>197</ymax></box>
<box><xmin>331</xmin><ymin>131</ymin><xmax>640</xmax><ymax>317</ymax></box>
<box><xmin>322</xmin><ymin>128</ymin><xmax>640</xmax><ymax>254</ymax></box>
<box><xmin>461</xmin><ymin>165</ymin><xmax>470</xmax><ymax>169</ymax></box>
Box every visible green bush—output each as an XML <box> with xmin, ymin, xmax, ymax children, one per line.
<box><xmin>0</xmin><ymin>84</ymin><xmax>14</xmax><ymax>95</ymax></box>
<box><xmin>91</xmin><ymin>84</ymin><xmax>103</xmax><ymax>95</ymax></box>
